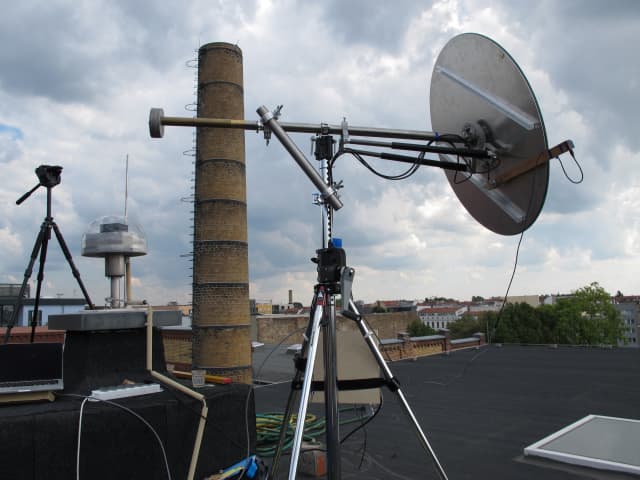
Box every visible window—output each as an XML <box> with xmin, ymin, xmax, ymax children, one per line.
<box><xmin>28</xmin><ymin>310</ymin><xmax>43</xmax><ymax>326</ymax></box>
<box><xmin>1</xmin><ymin>305</ymin><xmax>14</xmax><ymax>327</ymax></box>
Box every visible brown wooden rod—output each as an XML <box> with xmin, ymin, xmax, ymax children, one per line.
<box><xmin>488</xmin><ymin>140</ymin><xmax>575</xmax><ymax>188</ymax></box>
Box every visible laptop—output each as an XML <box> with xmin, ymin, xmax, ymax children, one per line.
<box><xmin>0</xmin><ymin>343</ymin><xmax>64</xmax><ymax>394</ymax></box>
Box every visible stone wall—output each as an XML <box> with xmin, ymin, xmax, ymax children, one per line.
<box><xmin>162</xmin><ymin>325</ymin><xmax>486</xmax><ymax>374</ymax></box>
<box><xmin>255</xmin><ymin>310</ymin><xmax>419</xmax><ymax>344</ymax></box>
<box><xmin>0</xmin><ymin>327</ymin><xmax>64</xmax><ymax>343</ymax></box>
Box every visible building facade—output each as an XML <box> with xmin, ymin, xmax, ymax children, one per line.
<box><xmin>613</xmin><ymin>297</ymin><xmax>639</xmax><ymax>347</ymax></box>
<box><xmin>1</xmin><ymin>283</ymin><xmax>87</xmax><ymax>327</ymax></box>
<box><xmin>5</xmin><ymin>298</ymin><xmax>86</xmax><ymax>327</ymax></box>
<box><xmin>418</xmin><ymin>306</ymin><xmax>467</xmax><ymax>330</ymax></box>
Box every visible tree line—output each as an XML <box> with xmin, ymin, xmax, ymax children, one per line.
<box><xmin>449</xmin><ymin>282</ymin><xmax>626</xmax><ymax>345</ymax></box>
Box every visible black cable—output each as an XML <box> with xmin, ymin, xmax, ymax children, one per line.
<box><xmin>490</xmin><ymin>230</ymin><xmax>524</xmax><ymax>342</ymax></box>
<box><xmin>340</xmin><ymin>394</ymin><xmax>383</xmax><ymax>445</ymax></box>
<box><xmin>61</xmin><ymin>393</ymin><xmax>172</xmax><ymax>480</ymax></box>
<box><xmin>332</xmin><ymin>133</ymin><xmax>500</xmax><ymax>185</ymax></box>
<box><xmin>423</xmin><ymin>347</ymin><xmax>490</xmax><ymax>386</ymax></box>
<box><xmin>346</xmin><ymin>148</ymin><xmax>422</xmax><ymax>181</ymax></box>
<box><xmin>331</xmin><ymin>147</ymin><xmax>421</xmax><ymax>181</ymax></box>
<box><xmin>357</xmin><ymin>424</ymin><xmax>368</xmax><ymax>470</ymax></box>
<box><xmin>558</xmin><ymin>149</ymin><xmax>584</xmax><ymax>184</ymax></box>
<box><xmin>489</xmin><ymin>142</ymin><xmax>542</xmax><ymax>341</ymax></box>
<box><xmin>491</xmin><ymin>146</ymin><xmax>584</xmax><ymax>341</ymax></box>
<box><xmin>371</xmin><ymin>328</ymin><xmax>395</xmax><ymax>363</ymax></box>
<box><xmin>253</xmin><ymin>327</ymin><xmax>307</xmax><ymax>381</ymax></box>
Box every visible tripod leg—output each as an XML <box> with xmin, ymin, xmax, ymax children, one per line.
<box><xmin>30</xmin><ymin>224</ymin><xmax>52</xmax><ymax>342</ymax></box>
<box><xmin>51</xmin><ymin>222</ymin><xmax>95</xmax><ymax>309</ymax></box>
<box><xmin>269</xmin><ymin>311</ymin><xmax>317</xmax><ymax>478</ymax></box>
<box><xmin>288</xmin><ymin>288</ymin><xmax>326</xmax><ymax>480</ymax></box>
<box><xmin>347</xmin><ymin>299</ymin><xmax>449</xmax><ymax>480</ymax></box>
<box><xmin>2</xmin><ymin>225</ymin><xmax>45</xmax><ymax>344</ymax></box>
<box><xmin>268</xmin><ymin>370</ymin><xmax>301</xmax><ymax>479</ymax></box>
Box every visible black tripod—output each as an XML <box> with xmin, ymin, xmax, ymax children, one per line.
<box><xmin>3</xmin><ymin>165</ymin><xmax>94</xmax><ymax>345</ymax></box>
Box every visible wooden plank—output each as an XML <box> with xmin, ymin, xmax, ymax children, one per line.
<box><xmin>488</xmin><ymin>140</ymin><xmax>574</xmax><ymax>188</ymax></box>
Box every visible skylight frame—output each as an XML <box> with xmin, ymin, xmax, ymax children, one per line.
<box><xmin>524</xmin><ymin>414</ymin><xmax>640</xmax><ymax>475</ymax></box>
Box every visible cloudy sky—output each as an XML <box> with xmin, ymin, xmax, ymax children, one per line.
<box><xmin>0</xmin><ymin>0</ymin><xmax>638</xmax><ymax>307</ymax></box>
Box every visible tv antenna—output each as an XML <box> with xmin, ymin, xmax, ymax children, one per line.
<box><xmin>148</xmin><ymin>33</ymin><xmax>576</xmax><ymax>479</ymax></box>
<box><xmin>4</xmin><ymin>165</ymin><xmax>95</xmax><ymax>345</ymax></box>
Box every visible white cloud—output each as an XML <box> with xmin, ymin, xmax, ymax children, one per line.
<box><xmin>0</xmin><ymin>0</ymin><xmax>638</xmax><ymax>306</ymax></box>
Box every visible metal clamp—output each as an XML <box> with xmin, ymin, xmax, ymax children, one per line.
<box><xmin>340</xmin><ymin>117</ymin><xmax>350</xmax><ymax>150</ymax></box>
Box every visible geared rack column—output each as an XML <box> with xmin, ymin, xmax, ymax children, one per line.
<box><xmin>192</xmin><ymin>43</ymin><xmax>251</xmax><ymax>384</ymax></box>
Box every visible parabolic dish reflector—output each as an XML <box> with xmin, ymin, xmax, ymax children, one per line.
<box><xmin>430</xmin><ymin>33</ymin><xmax>548</xmax><ymax>235</ymax></box>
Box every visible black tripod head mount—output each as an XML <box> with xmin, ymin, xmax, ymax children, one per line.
<box><xmin>16</xmin><ymin>165</ymin><xmax>63</xmax><ymax>205</ymax></box>
<box><xmin>35</xmin><ymin>165</ymin><xmax>63</xmax><ymax>188</ymax></box>
<box><xmin>312</xmin><ymin>240</ymin><xmax>348</xmax><ymax>298</ymax></box>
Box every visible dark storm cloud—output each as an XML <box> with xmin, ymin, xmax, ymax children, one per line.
<box><xmin>0</xmin><ymin>3</ymin><xmax>135</xmax><ymax>102</ymax></box>
<box><xmin>0</xmin><ymin>3</ymin><xmax>97</xmax><ymax>102</ymax></box>
<box><xmin>0</xmin><ymin>1</ymin><xmax>207</xmax><ymax>103</ymax></box>
<box><xmin>493</xmin><ymin>0</ymin><xmax>640</xmax><ymax>152</ymax></box>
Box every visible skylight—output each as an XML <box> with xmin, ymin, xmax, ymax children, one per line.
<box><xmin>524</xmin><ymin>415</ymin><xmax>640</xmax><ymax>475</ymax></box>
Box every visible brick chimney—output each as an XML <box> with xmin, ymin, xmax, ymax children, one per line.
<box><xmin>192</xmin><ymin>43</ymin><xmax>251</xmax><ymax>384</ymax></box>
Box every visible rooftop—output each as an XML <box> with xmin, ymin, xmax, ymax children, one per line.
<box><xmin>252</xmin><ymin>344</ymin><xmax>640</xmax><ymax>479</ymax></box>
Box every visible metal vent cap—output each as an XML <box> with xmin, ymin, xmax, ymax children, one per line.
<box><xmin>81</xmin><ymin>215</ymin><xmax>147</xmax><ymax>257</ymax></box>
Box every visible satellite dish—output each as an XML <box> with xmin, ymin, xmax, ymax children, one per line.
<box><xmin>430</xmin><ymin>33</ymin><xmax>548</xmax><ymax>235</ymax></box>
<box><xmin>150</xmin><ymin>34</ymin><xmax>560</xmax><ymax>238</ymax></box>
<box><xmin>147</xmin><ymin>34</ymin><xmax>577</xmax><ymax>480</ymax></box>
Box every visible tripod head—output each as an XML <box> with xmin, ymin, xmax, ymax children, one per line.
<box><xmin>35</xmin><ymin>165</ymin><xmax>62</xmax><ymax>188</ymax></box>
<box><xmin>16</xmin><ymin>165</ymin><xmax>63</xmax><ymax>205</ymax></box>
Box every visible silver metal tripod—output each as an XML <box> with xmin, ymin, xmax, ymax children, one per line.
<box><xmin>262</xmin><ymin>122</ymin><xmax>448</xmax><ymax>479</ymax></box>
<box><xmin>268</xmin><ymin>241</ymin><xmax>449</xmax><ymax>480</ymax></box>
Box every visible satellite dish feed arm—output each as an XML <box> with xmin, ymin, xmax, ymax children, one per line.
<box><xmin>256</xmin><ymin>105</ymin><xmax>344</xmax><ymax>211</ymax></box>
<box><xmin>346</xmin><ymin>148</ymin><xmax>470</xmax><ymax>172</ymax></box>
<box><xmin>149</xmin><ymin>108</ymin><xmax>445</xmax><ymax>142</ymax></box>
<box><xmin>487</xmin><ymin>140</ymin><xmax>575</xmax><ymax>189</ymax></box>
<box><xmin>149</xmin><ymin>107</ymin><xmax>499</xmax><ymax>176</ymax></box>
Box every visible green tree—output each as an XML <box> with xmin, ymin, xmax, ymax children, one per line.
<box><xmin>406</xmin><ymin>319</ymin><xmax>437</xmax><ymax>337</ymax></box>
<box><xmin>537</xmin><ymin>304</ymin><xmax>559</xmax><ymax>343</ymax></box>
<box><xmin>449</xmin><ymin>313</ymin><xmax>488</xmax><ymax>339</ymax></box>
<box><xmin>489</xmin><ymin>282</ymin><xmax>625</xmax><ymax>345</ymax></box>
<box><xmin>371</xmin><ymin>301</ymin><xmax>387</xmax><ymax>313</ymax></box>
<box><xmin>553</xmin><ymin>282</ymin><xmax>624</xmax><ymax>345</ymax></box>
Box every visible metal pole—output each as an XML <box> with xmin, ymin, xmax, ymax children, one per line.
<box><xmin>320</xmin><ymin>159</ymin><xmax>329</xmax><ymax>249</ymax></box>
<box><xmin>151</xmin><ymin>109</ymin><xmax>443</xmax><ymax>141</ymax></box>
<box><xmin>323</xmin><ymin>295</ymin><xmax>341</xmax><ymax>479</ymax></box>
<box><xmin>256</xmin><ymin>106</ymin><xmax>343</xmax><ymax>211</ymax></box>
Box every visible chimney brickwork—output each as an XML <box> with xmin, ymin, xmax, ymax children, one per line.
<box><xmin>192</xmin><ymin>43</ymin><xmax>251</xmax><ymax>384</ymax></box>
